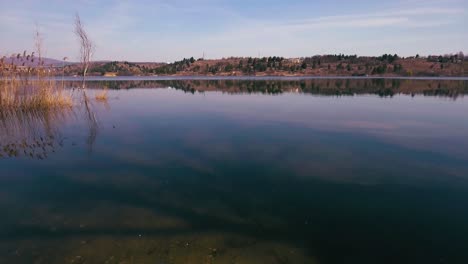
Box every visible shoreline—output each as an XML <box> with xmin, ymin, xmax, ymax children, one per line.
<box><xmin>46</xmin><ymin>75</ymin><xmax>468</xmax><ymax>81</ymax></box>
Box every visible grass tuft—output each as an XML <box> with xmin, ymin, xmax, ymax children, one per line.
<box><xmin>95</xmin><ymin>89</ymin><xmax>108</xmax><ymax>101</ymax></box>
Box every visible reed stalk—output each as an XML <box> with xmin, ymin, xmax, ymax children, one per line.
<box><xmin>0</xmin><ymin>53</ymin><xmax>73</xmax><ymax>112</ymax></box>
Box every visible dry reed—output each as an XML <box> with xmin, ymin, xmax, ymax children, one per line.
<box><xmin>95</xmin><ymin>89</ymin><xmax>108</xmax><ymax>101</ymax></box>
<box><xmin>0</xmin><ymin>52</ymin><xmax>73</xmax><ymax>112</ymax></box>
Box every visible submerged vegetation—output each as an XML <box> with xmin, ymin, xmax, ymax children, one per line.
<box><xmin>0</xmin><ymin>106</ymin><xmax>72</xmax><ymax>159</ymax></box>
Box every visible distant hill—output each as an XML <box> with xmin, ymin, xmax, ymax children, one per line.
<box><xmin>3</xmin><ymin>57</ymin><xmax>76</xmax><ymax>67</ymax></box>
<box><xmin>63</xmin><ymin>61</ymin><xmax>166</xmax><ymax>76</ymax></box>
<box><xmin>9</xmin><ymin>54</ymin><xmax>464</xmax><ymax>77</ymax></box>
<box><xmin>68</xmin><ymin>54</ymin><xmax>466</xmax><ymax>77</ymax></box>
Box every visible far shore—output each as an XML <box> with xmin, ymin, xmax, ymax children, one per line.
<box><xmin>46</xmin><ymin>75</ymin><xmax>468</xmax><ymax>81</ymax></box>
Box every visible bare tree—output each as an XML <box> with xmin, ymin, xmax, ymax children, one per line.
<box><xmin>74</xmin><ymin>13</ymin><xmax>98</xmax><ymax>151</ymax></box>
<box><xmin>459</xmin><ymin>51</ymin><xmax>465</xmax><ymax>76</ymax></box>
<box><xmin>34</xmin><ymin>24</ymin><xmax>43</xmax><ymax>67</ymax></box>
<box><xmin>74</xmin><ymin>13</ymin><xmax>94</xmax><ymax>89</ymax></box>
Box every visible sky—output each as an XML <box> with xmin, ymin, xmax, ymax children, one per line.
<box><xmin>0</xmin><ymin>0</ymin><xmax>467</xmax><ymax>62</ymax></box>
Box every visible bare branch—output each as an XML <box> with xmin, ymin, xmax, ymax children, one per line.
<box><xmin>74</xmin><ymin>13</ymin><xmax>94</xmax><ymax>89</ymax></box>
<box><xmin>34</xmin><ymin>24</ymin><xmax>43</xmax><ymax>67</ymax></box>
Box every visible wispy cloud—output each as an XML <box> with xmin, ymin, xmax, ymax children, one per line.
<box><xmin>0</xmin><ymin>0</ymin><xmax>466</xmax><ymax>60</ymax></box>
<box><xmin>261</xmin><ymin>7</ymin><xmax>464</xmax><ymax>31</ymax></box>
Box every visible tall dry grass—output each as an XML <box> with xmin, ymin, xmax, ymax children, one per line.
<box><xmin>0</xmin><ymin>52</ymin><xmax>73</xmax><ymax>112</ymax></box>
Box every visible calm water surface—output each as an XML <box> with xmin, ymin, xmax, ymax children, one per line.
<box><xmin>1</xmin><ymin>79</ymin><xmax>468</xmax><ymax>264</ymax></box>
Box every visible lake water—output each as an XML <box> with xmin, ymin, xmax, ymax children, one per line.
<box><xmin>1</xmin><ymin>79</ymin><xmax>468</xmax><ymax>264</ymax></box>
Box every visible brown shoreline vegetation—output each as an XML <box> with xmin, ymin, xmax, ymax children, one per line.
<box><xmin>95</xmin><ymin>89</ymin><xmax>108</xmax><ymax>101</ymax></box>
<box><xmin>0</xmin><ymin>53</ymin><xmax>75</xmax><ymax>160</ymax></box>
<box><xmin>1</xmin><ymin>13</ymin><xmax>94</xmax><ymax>112</ymax></box>
<box><xmin>0</xmin><ymin>53</ymin><xmax>73</xmax><ymax>112</ymax></box>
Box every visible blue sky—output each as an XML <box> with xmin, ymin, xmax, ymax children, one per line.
<box><xmin>0</xmin><ymin>0</ymin><xmax>466</xmax><ymax>61</ymax></box>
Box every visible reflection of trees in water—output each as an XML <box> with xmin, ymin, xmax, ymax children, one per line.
<box><xmin>64</xmin><ymin>79</ymin><xmax>468</xmax><ymax>98</ymax></box>
<box><xmin>81</xmin><ymin>90</ymin><xmax>99</xmax><ymax>153</ymax></box>
<box><xmin>0</xmin><ymin>90</ymin><xmax>102</xmax><ymax>159</ymax></box>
